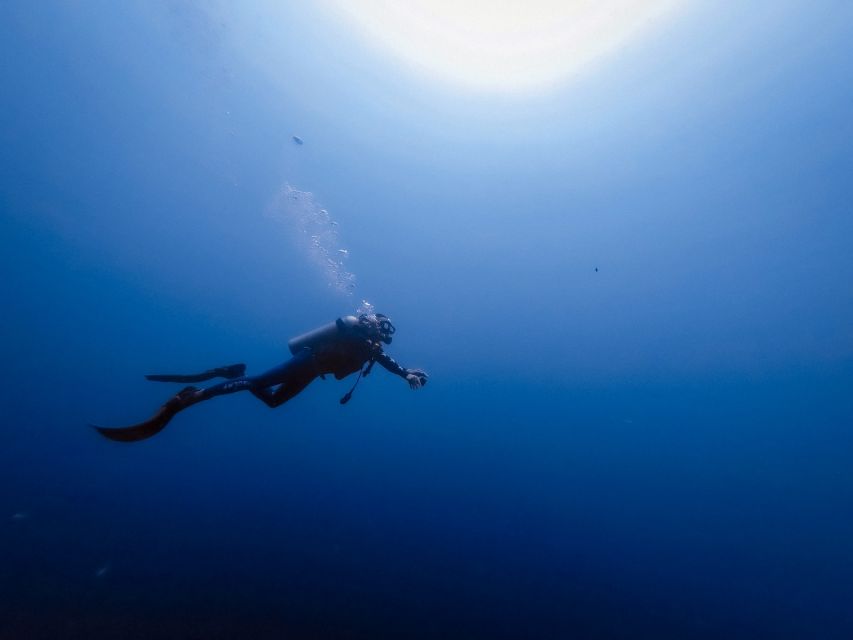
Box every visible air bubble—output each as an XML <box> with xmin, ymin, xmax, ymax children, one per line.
<box><xmin>267</xmin><ymin>184</ymin><xmax>358</xmax><ymax>296</ymax></box>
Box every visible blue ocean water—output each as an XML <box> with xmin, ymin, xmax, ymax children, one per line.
<box><xmin>2</xmin><ymin>2</ymin><xmax>853</xmax><ymax>638</ymax></box>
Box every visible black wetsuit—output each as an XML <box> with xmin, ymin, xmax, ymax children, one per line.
<box><xmin>198</xmin><ymin>338</ymin><xmax>410</xmax><ymax>408</ymax></box>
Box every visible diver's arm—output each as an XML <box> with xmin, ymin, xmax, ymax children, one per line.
<box><xmin>374</xmin><ymin>352</ymin><xmax>428</xmax><ymax>389</ymax></box>
<box><xmin>374</xmin><ymin>351</ymin><xmax>407</xmax><ymax>377</ymax></box>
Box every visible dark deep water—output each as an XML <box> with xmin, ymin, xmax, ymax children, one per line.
<box><xmin>3</xmin><ymin>2</ymin><xmax>853</xmax><ymax>638</ymax></box>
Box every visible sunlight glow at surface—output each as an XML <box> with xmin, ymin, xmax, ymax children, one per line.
<box><xmin>321</xmin><ymin>0</ymin><xmax>683</xmax><ymax>92</ymax></box>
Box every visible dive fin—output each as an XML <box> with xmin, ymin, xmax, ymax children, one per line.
<box><xmin>145</xmin><ymin>363</ymin><xmax>246</xmax><ymax>383</ymax></box>
<box><xmin>91</xmin><ymin>414</ymin><xmax>171</xmax><ymax>442</ymax></box>
<box><xmin>92</xmin><ymin>386</ymin><xmax>198</xmax><ymax>443</ymax></box>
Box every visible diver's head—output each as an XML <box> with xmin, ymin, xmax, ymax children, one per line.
<box><xmin>358</xmin><ymin>313</ymin><xmax>396</xmax><ymax>344</ymax></box>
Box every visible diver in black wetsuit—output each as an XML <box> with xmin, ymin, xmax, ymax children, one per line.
<box><xmin>93</xmin><ymin>313</ymin><xmax>428</xmax><ymax>442</ymax></box>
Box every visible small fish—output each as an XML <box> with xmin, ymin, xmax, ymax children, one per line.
<box><xmin>338</xmin><ymin>249</ymin><xmax>348</xmax><ymax>256</ymax></box>
<box><xmin>10</xmin><ymin>512</ymin><xmax>28</xmax><ymax>521</ymax></box>
<box><xmin>594</xmin><ymin>267</ymin><xmax>599</xmax><ymax>272</ymax></box>
<box><xmin>292</xmin><ymin>135</ymin><xmax>304</xmax><ymax>145</ymax></box>
<box><xmin>95</xmin><ymin>564</ymin><xmax>110</xmax><ymax>578</ymax></box>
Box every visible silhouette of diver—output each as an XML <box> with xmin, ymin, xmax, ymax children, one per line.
<box><xmin>93</xmin><ymin>314</ymin><xmax>428</xmax><ymax>442</ymax></box>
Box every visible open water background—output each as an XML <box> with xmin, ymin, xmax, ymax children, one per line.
<box><xmin>2</xmin><ymin>2</ymin><xmax>853</xmax><ymax>637</ymax></box>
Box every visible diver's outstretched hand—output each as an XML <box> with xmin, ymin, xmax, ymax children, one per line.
<box><xmin>406</xmin><ymin>369</ymin><xmax>428</xmax><ymax>389</ymax></box>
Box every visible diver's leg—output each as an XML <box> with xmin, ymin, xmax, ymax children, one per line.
<box><xmin>191</xmin><ymin>377</ymin><xmax>254</xmax><ymax>401</ymax></box>
<box><xmin>95</xmin><ymin>370</ymin><xmax>272</xmax><ymax>442</ymax></box>
<box><xmin>197</xmin><ymin>349</ymin><xmax>316</xmax><ymax>405</ymax></box>
<box><xmin>94</xmin><ymin>353</ymin><xmax>316</xmax><ymax>442</ymax></box>
<box><xmin>250</xmin><ymin>372</ymin><xmax>316</xmax><ymax>408</ymax></box>
<box><xmin>246</xmin><ymin>349</ymin><xmax>317</xmax><ymax>408</ymax></box>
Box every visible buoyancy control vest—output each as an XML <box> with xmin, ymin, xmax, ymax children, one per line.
<box><xmin>288</xmin><ymin>316</ymin><xmax>376</xmax><ymax>379</ymax></box>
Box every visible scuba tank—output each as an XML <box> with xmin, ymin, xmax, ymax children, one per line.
<box><xmin>287</xmin><ymin>316</ymin><xmax>360</xmax><ymax>355</ymax></box>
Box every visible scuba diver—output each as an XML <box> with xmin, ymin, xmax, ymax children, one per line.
<box><xmin>93</xmin><ymin>313</ymin><xmax>428</xmax><ymax>443</ymax></box>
